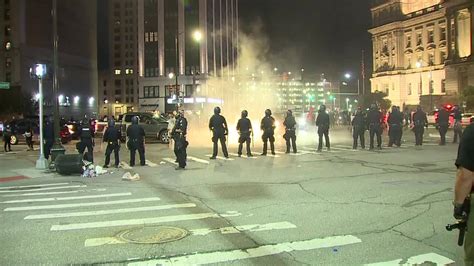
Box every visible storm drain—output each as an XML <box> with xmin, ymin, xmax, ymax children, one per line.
<box><xmin>117</xmin><ymin>226</ymin><xmax>188</xmax><ymax>244</ymax></box>
<box><xmin>413</xmin><ymin>163</ymin><xmax>437</xmax><ymax>168</ymax></box>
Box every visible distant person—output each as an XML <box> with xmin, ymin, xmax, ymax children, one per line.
<box><xmin>43</xmin><ymin>117</ymin><xmax>54</xmax><ymax>160</ymax></box>
<box><xmin>209</xmin><ymin>107</ymin><xmax>229</xmax><ymax>159</ymax></box>
<box><xmin>172</xmin><ymin>110</ymin><xmax>188</xmax><ymax>170</ymax></box>
<box><xmin>167</xmin><ymin>112</ymin><xmax>176</xmax><ymax>149</ymax></box>
<box><xmin>78</xmin><ymin>115</ymin><xmax>95</xmax><ymax>162</ymax></box>
<box><xmin>452</xmin><ymin>105</ymin><xmax>463</xmax><ymax>144</ymax></box>
<box><xmin>412</xmin><ymin>106</ymin><xmax>428</xmax><ymax>146</ymax></box>
<box><xmin>387</xmin><ymin>106</ymin><xmax>403</xmax><ymax>147</ymax></box>
<box><xmin>283</xmin><ymin>109</ymin><xmax>297</xmax><ymax>153</ymax></box>
<box><xmin>236</xmin><ymin>110</ymin><xmax>253</xmax><ymax>157</ymax></box>
<box><xmin>127</xmin><ymin>116</ymin><xmax>146</xmax><ymax>167</ymax></box>
<box><xmin>437</xmin><ymin>105</ymin><xmax>450</xmax><ymax>145</ymax></box>
<box><xmin>261</xmin><ymin>109</ymin><xmax>276</xmax><ymax>155</ymax></box>
<box><xmin>351</xmin><ymin>108</ymin><xmax>366</xmax><ymax>149</ymax></box>
<box><xmin>3</xmin><ymin>124</ymin><xmax>12</xmax><ymax>152</ymax></box>
<box><xmin>316</xmin><ymin>105</ymin><xmax>330</xmax><ymax>152</ymax></box>
<box><xmin>24</xmin><ymin>127</ymin><xmax>34</xmax><ymax>151</ymax></box>
<box><xmin>102</xmin><ymin>119</ymin><xmax>120</xmax><ymax>168</ymax></box>
<box><xmin>367</xmin><ymin>104</ymin><xmax>383</xmax><ymax>150</ymax></box>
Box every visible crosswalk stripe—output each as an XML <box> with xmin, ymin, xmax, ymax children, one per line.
<box><xmin>25</xmin><ymin>203</ymin><xmax>196</xmax><ymax>220</ymax></box>
<box><xmin>51</xmin><ymin>212</ymin><xmax>224</xmax><ymax>231</ymax></box>
<box><xmin>162</xmin><ymin>158</ymin><xmax>178</xmax><ymax>166</ymax></box>
<box><xmin>145</xmin><ymin>160</ymin><xmax>158</xmax><ymax>167</ymax></box>
<box><xmin>1</xmin><ymin>193</ymin><xmax>132</xmax><ymax>203</ymax></box>
<box><xmin>274</xmin><ymin>151</ymin><xmax>286</xmax><ymax>154</ymax></box>
<box><xmin>0</xmin><ymin>185</ymin><xmax>87</xmax><ymax>194</ymax></box>
<box><xmin>330</xmin><ymin>147</ymin><xmax>357</xmax><ymax>152</ymax></box>
<box><xmin>0</xmin><ymin>182</ymin><xmax>69</xmax><ymax>190</ymax></box>
<box><xmin>227</xmin><ymin>153</ymin><xmax>257</xmax><ymax>159</ymax></box>
<box><xmin>128</xmin><ymin>235</ymin><xmax>362</xmax><ymax>265</ymax></box>
<box><xmin>206</xmin><ymin>155</ymin><xmax>235</xmax><ymax>161</ymax></box>
<box><xmin>365</xmin><ymin>253</ymin><xmax>454</xmax><ymax>265</ymax></box>
<box><xmin>84</xmin><ymin>221</ymin><xmax>297</xmax><ymax>247</ymax></box>
<box><xmin>2</xmin><ymin>188</ymin><xmax>107</xmax><ymax>197</ymax></box>
<box><xmin>4</xmin><ymin>197</ymin><xmax>161</xmax><ymax>211</ymax></box>
<box><xmin>120</xmin><ymin>162</ymin><xmax>133</xmax><ymax>169</ymax></box>
<box><xmin>187</xmin><ymin>156</ymin><xmax>210</xmax><ymax>164</ymax></box>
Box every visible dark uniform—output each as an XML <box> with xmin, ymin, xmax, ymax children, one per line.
<box><xmin>126</xmin><ymin>116</ymin><xmax>146</xmax><ymax>166</ymax></box>
<box><xmin>78</xmin><ymin>120</ymin><xmax>95</xmax><ymax>162</ymax></box>
<box><xmin>453</xmin><ymin>106</ymin><xmax>463</xmax><ymax>143</ymax></box>
<box><xmin>437</xmin><ymin>107</ymin><xmax>450</xmax><ymax>145</ymax></box>
<box><xmin>209</xmin><ymin>107</ymin><xmax>229</xmax><ymax>159</ymax></box>
<box><xmin>283</xmin><ymin>110</ymin><xmax>297</xmax><ymax>153</ymax></box>
<box><xmin>316</xmin><ymin>105</ymin><xmax>330</xmax><ymax>152</ymax></box>
<box><xmin>103</xmin><ymin>119</ymin><xmax>120</xmax><ymax>168</ymax></box>
<box><xmin>454</xmin><ymin>124</ymin><xmax>474</xmax><ymax>264</ymax></box>
<box><xmin>43</xmin><ymin>120</ymin><xmax>54</xmax><ymax>160</ymax></box>
<box><xmin>367</xmin><ymin>105</ymin><xmax>383</xmax><ymax>150</ymax></box>
<box><xmin>413</xmin><ymin>106</ymin><xmax>428</xmax><ymax>146</ymax></box>
<box><xmin>172</xmin><ymin>111</ymin><xmax>188</xmax><ymax>169</ymax></box>
<box><xmin>236</xmin><ymin>110</ymin><xmax>253</xmax><ymax>157</ymax></box>
<box><xmin>388</xmin><ymin>106</ymin><xmax>403</xmax><ymax>147</ymax></box>
<box><xmin>261</xmin><ymin>109</ymin><xmax>276</xmax><ymax>155</ymax></box>
<box><xmin>351</xmin><ymin>110</ymin><xmax>366</xmax><ymax>149</ymax></box>
<box><xmin>3</xmin><ymin>125</ymin><xmax>12</xmax><ymax>152</ymax></box>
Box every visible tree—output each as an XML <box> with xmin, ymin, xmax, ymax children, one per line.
<box><xmin>460</xmin><ymin>85</ymin><xmax>474</xmax><ymax>112</ymax></box>
<box><xmin>358</xmin><ymin>91</ymin><xmax>392</xmax><ymax>111</ymax></box>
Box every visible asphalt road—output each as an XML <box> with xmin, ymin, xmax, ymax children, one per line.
<box><xmin>0</xmin><ymin>127</ymin><xmax>463</xmax><ymax>265</ymax></box>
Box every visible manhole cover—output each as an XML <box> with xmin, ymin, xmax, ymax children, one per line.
<box><xmin>117</xmin><ymin>226</ymin><xmax>188</xmax><ymax>244</ymax></box>
<box><xmin>413</xmin><ymin>163</ymin><xmax>437</xmax><ymax>167</ymax></box>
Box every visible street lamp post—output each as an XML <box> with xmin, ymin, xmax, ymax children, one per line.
<box><xmin>346</xmin><ymin>98</ymin><xmax>350</xmax><ymax>110</ymax></box>
<box><xmin>32</xmin><ymin>64</ymin><xmax>48</xmax><ymax>169</ymax></box>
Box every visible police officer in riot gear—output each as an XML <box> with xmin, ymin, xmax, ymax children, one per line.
<box><xmin>236</xmin><ymin>110</ymin><xmax>253</xmax><ymax>157</ymax></box>
<box><xmin>172</xmin><ymin>109</ymin><xmax>188</xmax><ymax>170</ymax></box>
<box><xmin>103</xmin><ymin>118</ymin><xmax>120</xmax><ymax>168</ymax></box>
<box><xmin>437</xmin><ymin>105</ymin><xmax>450</xmax><ymax>145</ymax></box>
<box><xmin>44</xmin><ymin>117</ymin><xmax>54</xmax><ymax>160</ymax></box>
<box><xmin>209</xmin><ymin>106</ymin><xmax>229</xmax><ymax>159</ymax></box>
<box><xmin>351</xmin><ymin>108</ymin><xmax>366</xmax><ymax>149</ymax></box>
<box><xmin>3</xmin><ymin>124</ymin><xmax>12</xmax><ymax>152</ymax></box>
<box><xmin>316</xmin><ymin>105</ymin><xmax>330</xmax><ymax>152</ymax></box>
<box><xmin>78</xmin><ymin>114</ymin><xmax>95</xmax><ymax>162</ymax></box>
<box><xmin>388</xmin><ymin>105</ymin><xmax>403</xmax><ymax>147</ymax></box>
<box><xmin>126</xmin><ymin>116</ymin><xmax>146</xmax><ymax>166</ymax></box>
<box><xmin>413</xmin><ymin>105</ymin><xmax>428</xmax><ymax>146</ymax></box>
<box><xmin>283</xmin><ymin>109</ymin><xmax>297</xmax><ymax>153</ymax></box>
<box><xmin>452</xmin><ymin>105</ymin><xmax>463</xmax><ymax>143</ymax></box>
<box><xmin>367</xmin><ymin>103</ymin><xmax>383</xmax><ymax>150</ymax></box>
<box><xmin>261</xmin><ymin>109</ymin><xmax>276</xmax><ymax>155</ymax></box>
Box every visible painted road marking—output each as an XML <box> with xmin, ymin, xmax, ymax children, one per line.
<box><xmin>206</xmin><ymin>155</ymin><xmax>235</xmax><ymax>161</ymax></box>
<box><xmin>162</xmin><ymin>158</ymin><xmax>178</xmax><ymax>166</ymax></box>
<box><xmin>50</xmin><ymin>212</ymin><xmax>239</xmax><ymax>231</ymax></box>
<box><xmin>2</xmin><ymin>188</ymin><xmax>107</xmax><ymax>197</ymax></box>
<box><xmin>4</xmin><ymin>197</ymin><xmax>161</xmax><ymax>211</ymax></box>
<box><xmin>1</xmin><ymin>193</ymin><xmax>132</xmax><ymax>203</ymax></box>
<box><xmin>84</xmin><ymin>221</ymin><xmax>297</xmax><ymax>247</ymax></box>
<box><xmin>25</xmin><ymin>203</ymin><xmax>196</xmax><ymax>220</ymax></box>
<box><xmin>0</xmin><ymin>182</ymin><xmax>69</xmax><ymax>190</ymax></box>
<box><xmin>330</xmin><ymin>147</ymin><xmax>358</xmax><ymax>152</ymax></box>
<box><xmin>120</xmin><ymin>162</ymin><xmax>133</xmax><ymax>169</ymax></box>
<box><xmin>187</xmin><ymin>156</ymin><xmax>210</xmax><ymax>164</ymax></box>
<box><xmin>128</xmin><ymin>235</ymin><xmax>362</xmax><ymax>265</ymax></box>
<box><xmin>0</xmin><ymin>185</ymin><xmax>87</xmax><ymax>194</ymax></box>
<box><xmin>145</xmin><ymin>160</ymin><xmax>158</xmax><ymax>167</ymax></box>
<box><xmin>365</xmin><ymin>253</ymin><xmax>454</xmax><ymax>265</ymax></box>
<box><xmin>227</xmin><ymin>153</ymin><xmax>257</xmax><ymax>159</ymax></box>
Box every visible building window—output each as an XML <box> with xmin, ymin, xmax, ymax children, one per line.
<box><xmin>114</xmin><ymin>80</ymin><xmax>122</xmax><ymax>86</ymax></box>
<box><xmin>416</xmin><ymin>32</ymin><xmax>422</xmax><ymax>46</ymax></box>
<box><xmin>440</xmin><ymin>27</ymin><xmax>446</xmax><ymax>41</ymax></box>
<box><xmin>405</xmin><ymin>34</ymin><xmax>411</xmax><ymax>48</ymax></box>
<box><xmin>427</xmin><ymin>30</ymin><xmax>434</xmax><ymax>44</ymax></box>
<box><xmin>5</xmin><ymin>25</ymin><xmax>11</xmax><ymax>36</ymax></box>
<box><xmin>114</xmin><ymin>69</ymin><xmax>121</xmax><ymax>75</ymax></box>
<box><xmin>143</xmin><ymin>86</ymin><xmax>159</xmax><ymax>98</ymax></box>
<box><xmin>428</xmin><ymin>53</ymin><xmax>435</xmax><ymax>65</ymax></box>
<box><xmin>418</xmin><ymin>82</ymin><xmax>422</xmax><ymax>95</ymax></box>
<box><xmin>115</xmin><ymin>89</ymin><xmax>121</xmax><ymax>95</ymax></box>
<box><xmin>441</xmin><ymin>79</ymin><xmax>446</xmax><ymax>93</ymax></box>
<box><xmin>103</xmin><ymin>80</ymin><xmax>107</xmax><ymax>86</ymax></box>
<box><xmin>440</xmin><ymin>51</ymin><xmax>447</xmax><ymax>63</ymax></box>
<box><xmin>408</xmin><ymin>83</ymin><xmax>412</xmax><ymax>95</ymax></box>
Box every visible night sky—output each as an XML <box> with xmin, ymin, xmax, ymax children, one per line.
<box><xmin>98</xmin><ymin>0</ymin><xmax>373</xmax><ymax>81</ymax></box>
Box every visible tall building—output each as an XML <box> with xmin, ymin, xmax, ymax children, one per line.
<box><xmin>0</xmin><ymin>0</ymin><xmax>98</xmax><ymax>117</ymax></box>
<box><xmin>369</xmin><ymin>0</ymin><xmax>473</xmax><ymax>110</ymax></box>
<box><xmin>100</xmin><ymin>0</ymin><xmax>239</xmax><ymax>116</ymax></box>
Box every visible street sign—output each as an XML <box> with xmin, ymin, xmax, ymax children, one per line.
<box><xmin>0</xmin><ymin>82</ymin><xmax>10</xmax><ymax>90</ymax></box>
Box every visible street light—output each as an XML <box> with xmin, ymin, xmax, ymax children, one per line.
<box><xmin>30</xmin><ymin>64</ymin><xmax>48</xmax><ymax>169</ymax></box>
<box><xmin>168</xmin><ymin>72</ymin><xmax>175</xmax><ymax>79</ymax></box>
<box><xmin>193</xmin><ymin>30</ymin><xmax>202</xmax><ymax>42</ymax></box>
<box><xmin>346</xmin><ymin>98</ymin><xmax>350</xmax><ymax>110</ymax></box>
<box><xmin>344</xmin><ymin>73</ymin><xmax>351</xmax><ymax>79</ymax></box>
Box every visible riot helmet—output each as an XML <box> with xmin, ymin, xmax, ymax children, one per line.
<box><xmin>416</xmin><ymin>105</ymin><xmax>422</xmax><ymax>112</ymax></box>
<box><xmin>319</xmin><ymin>105</ymin><xmax>326</xmax><ymax>112</ymax></box>
<box><xmin>214</xmin><ymin>106</ymin><xmax>221</xmax><ymax>115</ymax></box>
<box><xmin>370</xmin><ymin>103</ymin><xmax>377</xmax><ymax>110</ymax></box>
<box><xmin>241</xmin><ymin>110</ymin><xmax>248</xmax><ymax>118</ymax></box>
<box><xmin>108</xmin><ymin>118</ymin><xmax>115</xmax><ymax>127</ymax></box>
<box><xmin>265</xmin><ymin>109</ymin><xmax>272</xmax><ymax>116</ymax></box>
<box><xmin>287</xmin><ymin>109</ymin><xmax>293</xmax><ymax>117</ymax></box>
<box><xmin>131</xmin><ymin>116</ymin><xmax>139</xmax><ymax>125</ymax></box>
